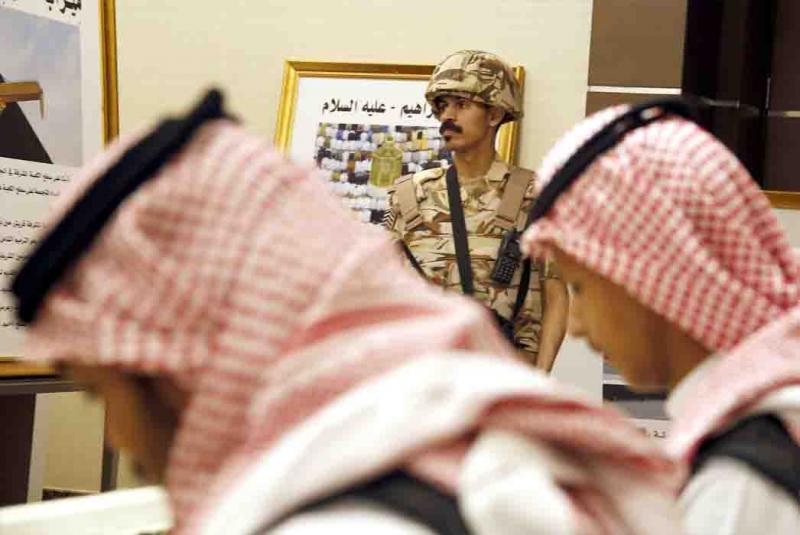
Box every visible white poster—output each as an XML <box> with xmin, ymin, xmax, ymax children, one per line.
<box><xmin>0</xmin><ymin>0</ymin><xmax>113</xmax><ymax>357</ymax></box>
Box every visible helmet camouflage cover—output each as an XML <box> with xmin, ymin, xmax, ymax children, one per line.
<box><xmin>425</xmin><ymin>50</ymin><xmax>523</xmax><ymax>122</ymax></box>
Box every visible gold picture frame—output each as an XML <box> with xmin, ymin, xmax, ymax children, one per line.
<box><xmin>101</xmin><ymin>0</ymin><xmax>120</xmax><ymax>143</ymax></box>
<box><xmin>274</xmin><ymin>60</ymin><xmax>524</xmax><ymax>165</ymax></box>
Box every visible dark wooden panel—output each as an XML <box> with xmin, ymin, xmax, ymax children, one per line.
<box><xmin>0</xmin><ymin>395</ymin><xmax>35</xmax><ymax>505</ymax></box>
<box><xmin>589</xmin><ymin>0</ymin><xmax>687</xmax><ymax>88</ymax></box>
<box><xmin>765</xmin><ymin>117</ymin><xmax>800</xmax><ymax>192</ymax></box>
<box><xmin>770</xmin><ymin>0</ymin><xmax>800</xmax><ymax>110</ymax></box>
<box><xmin>682</xmin><ymin>0</ymin><xmax>724</xmax><ymax>99</ymax></box>
<box><xmin>682</xmin><ymin>0</ymin><xmax>772</xmax><ymax>186</ymax></box>
<box><xmin>682</xmin><ymin>0</ymin><xmax>772</xmax><ymax>106</ymax></box>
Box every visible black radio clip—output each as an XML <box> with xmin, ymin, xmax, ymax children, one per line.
<box><xmin>490</xmin><ymin>229</ymin><xmax>522</xmax><ymax>285</ymax></box>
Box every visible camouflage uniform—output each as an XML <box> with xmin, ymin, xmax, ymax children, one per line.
<box><xmin>385</xmin><ymin>50</ymin><xmax>559</xmax><ymax>364</ymax></box>
<box><xmin>384</xmin><ymin>158</ymin><xmax>550</xmax><ymax>364</ymax></box>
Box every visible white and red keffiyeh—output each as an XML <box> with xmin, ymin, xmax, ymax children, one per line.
<box><xmin>667</xmin><ymin>304</ymin><xmax>800</xmax><ymax>461</ymax></box>
<box><xmin>24</xmin><ymin>118</ymin><xmax>679</xmax><ymax>534</ymax></box>
<box><xmin>522</xmin><ymin>105</ymin><xmax>800</xmax><ymax>463</ymax></box>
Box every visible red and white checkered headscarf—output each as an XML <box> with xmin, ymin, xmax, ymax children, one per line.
<box><xmin>522</xmin><ymin>105</ymin><xmax>800</xmax><ymax>461</ymax></box>
<box><xmin>25</xmin><ymin>118</ymin><xmax>677</xmax><ymax>533</ymax></box>
<box><xmin>668</xmin><ymin>303</ymin><xmax>800</xmax><ymax>461</ymax></box>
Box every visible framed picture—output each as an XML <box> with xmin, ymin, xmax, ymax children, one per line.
<box><xmin>275</xmin><ymin>60</ymin><xmax>524</xmax><ymax>224</ymax></box>
<box><xmin>0</xmin><ymin>0</ymin><xmax>118</xmax><ymax>359</ymax></box>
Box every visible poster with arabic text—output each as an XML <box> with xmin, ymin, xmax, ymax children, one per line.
<box><xmin>0</xmin><ymin>0</ymin><xmax>116</xmax><ymax>358</ymax></box>
<box><xmin>286</xmin><ymin>75</ymin><xmax>444</xmax><ymax>224</ymax></box>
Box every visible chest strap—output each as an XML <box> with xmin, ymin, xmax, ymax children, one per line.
<box><xmin>395</xmin><ymin>174</ymin><xmax>424</xmax><ymax>230</ymax></box>
<box><xmin>493</xmin><ymin>168</ymin><xmax>534</xmax><ymax>230</ymax></box>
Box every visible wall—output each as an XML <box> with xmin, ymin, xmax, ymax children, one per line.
<box><xmin>38</xmin><ymin>0</ymin><xmax>599</xmax><ymax>493</ymax></box>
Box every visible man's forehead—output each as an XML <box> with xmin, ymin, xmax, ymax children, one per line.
<box><xmin>434</xmin><ymin>94</ymin><xmax>471</xmax><ymax>103</ymax></box>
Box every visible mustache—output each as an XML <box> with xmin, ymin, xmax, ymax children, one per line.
<box><xmin>439</xmin><ymin>120</ymin><xmax>463</xmax><ymax>135</ymax></box>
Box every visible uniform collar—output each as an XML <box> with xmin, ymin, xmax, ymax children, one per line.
<box><xmin>451</xmin><ymin>155</ymin><xmax>509</xmax><ymax>186</ymax></box>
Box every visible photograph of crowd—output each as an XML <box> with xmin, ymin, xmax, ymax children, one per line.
<box><xmin>314</xmin><ymin>122</ymin><xmax>451</xmax><ymax>224</ymax></box>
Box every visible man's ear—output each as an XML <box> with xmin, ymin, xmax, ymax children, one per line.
<box><xmin>488</xmin><ymin>106</ymin><xmax>506</xmax><ymax>128</ymax></box>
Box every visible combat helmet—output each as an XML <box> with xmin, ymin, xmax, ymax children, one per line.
<box><xmin>425</xmin><ymin>50</ymin><xmax>522</xmax><ymax>123</ymax></box>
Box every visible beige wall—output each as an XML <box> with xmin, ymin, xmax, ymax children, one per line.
<box><xmin>41</xmin><ymin>393</ymin><xmax>103</xmax><ymax>492</ymax></box>
<box><xmin>116</xmin><ymin>0</ymin><xmax>594</xmax><ymax>169</ymax></box>
<box><xmin>40</xmin><ymin>392</ymin><xmax>144</xmax><ymax>492</ymax></box>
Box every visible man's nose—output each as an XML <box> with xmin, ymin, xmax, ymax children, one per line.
<box><xmin>439</xmin><ymin>104</ymin><xmax>456</xmax><ymax>121</ymax></box>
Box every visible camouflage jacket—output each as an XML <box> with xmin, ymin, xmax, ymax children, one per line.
<box><xmin>384</xmin><ymin>158</ymin><xmax>549</xmax><ymax>363</ymax></box>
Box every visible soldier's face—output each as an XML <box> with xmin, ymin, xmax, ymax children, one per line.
<box><xmin>552</xmin><ymin>248</ymin><xmax>671</xmax><ymax>392</ymax></box>
<box><xmin>434</xmin><ymin>96</ymin><xmax>504</xmax><ymax>153</ymax></box>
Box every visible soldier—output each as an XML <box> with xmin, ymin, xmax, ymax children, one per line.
<box><xmin>384</xmin><ymin>50</ymin><xmax>568</xmax><ymax>371</ymax></box>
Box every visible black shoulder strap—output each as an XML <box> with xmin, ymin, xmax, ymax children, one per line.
<box><xmin>512</xmin><ymin>258</ymin><xmax>531</xmax><ymax>323</ymax></box>
<box><xmin>256</xmin><ymin>471</ymin><xmax>471</xmax><ymax>535</ymax></box>
<box><xmin>445</xmin><ymin>166</ymin><xmax>474</xmax><ymax>295</ymax></box>
<box><xmin>691</xmin><ymin>414</ymin><xmax>800</xmax><ymax>505</ymax></box>
<box><xmin>400</xmin><ymin>240</ymin><xmax>425</xmax><ymax>277</ymax></box>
